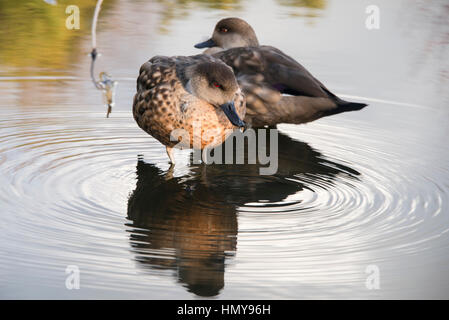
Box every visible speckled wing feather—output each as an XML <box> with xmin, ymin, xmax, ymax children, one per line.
<box><xmin>133</xmin><ymin>55</ymin><xmax>246</xmax><ymax>149</ymax></box>
<box><xmin>133</xmin><ymin>57</ymin><xmax>181</xmax><ymax>146</ymax></box>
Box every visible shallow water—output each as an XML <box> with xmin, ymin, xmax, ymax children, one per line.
<box><xmin>1</xmin><ymin>0</ymin><xmax>448</xmax><ymax>299</ymax></box>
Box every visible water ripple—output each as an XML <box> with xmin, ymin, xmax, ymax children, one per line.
<box><xmin>0</xmin><ymin>106</ymin><xmax>448</xmax><ymax>298</ymax></box>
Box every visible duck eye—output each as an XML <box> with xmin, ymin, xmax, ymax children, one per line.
<box><xmin>213</xmin><ymin>82</ymin><xmax>223</xmax><ymax>89</ymax></box>
<box><xmin>219</xmin><ymin>27</ymin><xmax>228</xmax><ymax>33</ymax></box>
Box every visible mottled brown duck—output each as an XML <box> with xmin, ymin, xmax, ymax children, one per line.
<box><xmin>133</xmin><ymin>55</ymin><xmax>246</xmax><ymax>163</ymax></box>
<box><xmin>194</xmin><ymin>17</ymin><xmax>367</xmax><ymax>128</ymax></box>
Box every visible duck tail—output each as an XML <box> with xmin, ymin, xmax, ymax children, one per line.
<box><xmin>318</xmin><ymin>86</ymin><xmax>368</xmax><ymax>117</ymax></box>
<box><xmin>323</xmin><ymin>101</ymin><xmax>368</xmax><ymax>117</ymax></box>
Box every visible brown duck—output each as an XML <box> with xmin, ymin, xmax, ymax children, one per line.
<box><xmin>195</xmin><ymin>17</ymin><xmax>368</xmax><ymax>128</ymax></box>
<box><xmin>133</xmin><ymin>55</ymin><xmax>246</xmax><ymax>164</ymax></box>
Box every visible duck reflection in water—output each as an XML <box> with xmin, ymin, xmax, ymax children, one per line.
<box><xmin>126</xmin><ymin>130</ymin><xmax>360</xmax><ymax>297</ymax></box>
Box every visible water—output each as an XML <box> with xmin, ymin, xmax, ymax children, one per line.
<box><xmin>0</xmin><ymin>0</ymin><xmax>448</xmax><ymax>299</ymax></box>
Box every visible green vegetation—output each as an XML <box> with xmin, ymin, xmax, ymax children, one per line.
<box><xmin>0</xmin><ymin>0</ymin><xmax>111</xmax><ymax>74</ymax></box>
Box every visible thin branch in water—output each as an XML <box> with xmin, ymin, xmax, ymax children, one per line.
<box><xmin>91</xmin><ymin>0</ymin><xmax>103</xmax><ymax>50</ymax></box>
<box><xmin>90</xmin><ymin>0</ymin><xmax>104</xmax><ymax>89</ymax></box>
<box><xmin>89</xmin><ymin>0</ymin><xmax>118</xmax><ymax>117</ymax></box>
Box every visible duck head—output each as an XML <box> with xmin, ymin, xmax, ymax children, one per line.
<box><xmin>185</xmin><ymin>62</ymin><xmax>245</xmax><ymax>128</ymax></box>
<box><xmin>194</xmin><ymin>17</ymin><xmax>259</xmax><ymax>51</ymax></box>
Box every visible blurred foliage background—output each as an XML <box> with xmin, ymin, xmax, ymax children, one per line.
<box><xmin>0</xmin><ymin>0</ymin><xmax>114</xmax><ymax>74</ymax></box>
<box><xmin>0</xmin><ymin>0</ymin><xmax>326</xmax><ymax>74</ymax></box>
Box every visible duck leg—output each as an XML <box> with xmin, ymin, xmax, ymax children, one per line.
<box><xmin>165</xmin><ymin>163</ymin><xmax>175</xmax><ymax>180</ymax></box>
<box><xmin>166</xmin><ymin>146</ymin><xmax>175</xmax><ymax>164</ymax></box>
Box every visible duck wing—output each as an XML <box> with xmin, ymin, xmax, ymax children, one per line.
<box><xmin>214</xmin><ymin>46</ymin><xmax>367</xmax><ymax>126</ymax></box>
<box><xmin>215</xmin><ymin>46</ymin><xmax>349</xmax><ymax>104</ymax></box>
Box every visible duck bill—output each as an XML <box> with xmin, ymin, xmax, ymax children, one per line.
<box><xmin>194</xmin><ymin>38</ymin><xmax>216</xmax><ymax>49</ymax></box>
<box><xmin>220</xmin><ymin>101</ymin><xmax>245</xmax><ymax>128</ymax></box>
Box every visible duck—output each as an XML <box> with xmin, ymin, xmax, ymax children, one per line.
<box><xmin>194</xmin><ymin>17</ymin><xmax>367</xmax><ymax>128</ymax></box>
<box><xmin>133</xmin><ymin>54</ymin><xmax>246</xmax><ymax>164</ymax></box>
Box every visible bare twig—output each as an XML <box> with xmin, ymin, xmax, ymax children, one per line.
<box><xmin>89</xmin><ymin>0</ymin><xmax>118</xmax><ymax>117</ymax></box>
<box><xmin>90</xmin><ymin>0</ymin><xmax>104</xmax><ymax>89</ymax></box>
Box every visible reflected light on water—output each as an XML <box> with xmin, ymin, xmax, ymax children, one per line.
<box><xmin>0</xmin><ymin>0</ymin><xmax>448</xmax><ymax>299</ymax></box>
